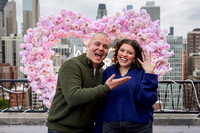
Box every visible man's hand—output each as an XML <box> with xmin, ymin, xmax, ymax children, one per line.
<box><xmin>105</xmin><ymin>74</ymin><xmax>131</xmax><ymax>90</ymax></box>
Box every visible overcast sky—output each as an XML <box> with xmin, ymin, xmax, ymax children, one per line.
<box><xmin>15</xmin><ymin>0</ymin><xmax>200</xmax><ymax>38</ymax></box>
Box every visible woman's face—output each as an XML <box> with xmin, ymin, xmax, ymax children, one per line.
<box><xmin>117</xmin><ymin>43</ymin><xmax>136</xmax><ymax>69</ymax></box>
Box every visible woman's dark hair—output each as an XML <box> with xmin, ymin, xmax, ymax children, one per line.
<box><xmin>112</xmin><ymin>39</ymin><xmax>143</xmax><ymax>70</ymax></box>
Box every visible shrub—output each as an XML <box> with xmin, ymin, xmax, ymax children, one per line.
<box><xmin>0</xmin><ymin>97</ymin><xmax>9</xmax><ymax>109</ymax></box>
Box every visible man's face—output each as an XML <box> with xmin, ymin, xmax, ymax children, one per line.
<box><xmin>87</xmin><ymin>34</ymin><xmax>110</xmax><ymax>68</ymax></box>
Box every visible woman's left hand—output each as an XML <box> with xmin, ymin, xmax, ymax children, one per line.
<box><xmin>137</xmin><ymin>50</ymin><xmax>159</xmax><ymax>74</ymax></box>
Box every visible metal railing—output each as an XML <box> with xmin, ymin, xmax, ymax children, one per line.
<box><xmin>0</xmin><ymin>79</ymin><xmax>200</xmax><ymax>115</ymax></box>
<box><xmin>0</xmin><ymin>79</ymin><xmax>47</xmax><ymax>113</ymax></box>
<box><xmin>155</xmin><ymin>80</ymin><xmax>200</xmax><ymax>115</ymax></box>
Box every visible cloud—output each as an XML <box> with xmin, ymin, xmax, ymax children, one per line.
<box><xmin>185</xmin><ymin>6</ymin><xmax>200</xmax><ymax>20</ymax></box>
<box><xmin>15</xmin><ymin>0</ymin><xmax>200</xmax><ymax>37</ymax></box>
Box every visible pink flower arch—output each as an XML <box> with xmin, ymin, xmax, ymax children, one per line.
<box><xmin>20</xmin><ymin>9</ymin><xmax>174</xmax><ymax>108</ymax></box>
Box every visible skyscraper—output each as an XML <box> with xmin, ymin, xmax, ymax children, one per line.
<box><xmin>127</xmin><ymin>5</ymin><xmax>133</xmax><ymax>10</ymax></box>
<box><xmin>188</xmin><ymin>53</ymin><xmax>200</xmax><ymax>77</ymax></box>
<box><xmin>183</xmin><ymin>52</ymin><xmax>200</xmax><ymax>111</ymax></box>
<box><xmin>1</xmin><ymin>34</ymin><xmax>25</xmax><ymax>78</ymax></box>
<box><xmin>96</xmin><ymin>4</ymin><xmax>107</xmax><ymax>20</ymax></box>
<box><xmin>51</xmin><ymin>44</ymin><xmax>72</xmax><ymax>74</ymax></box>
<box><xmin>4</xmin><ymin>0</ymin><xmax>17</xmax><ymax>36</ymax></box>
<box><xmin>140</xmin><ymin>1</ymin><xmax>160</xmax><ymax>22</ymax></box>
<box><xmin>0</xmin><ymin>0</ymin><xmax>8</xmax><ymax>27</ymax></box>
<box><xmin>159</xmin><ymin>35</ymin><xmax>184</xmax><ymax>110</ymax></box>
<box><xmin>187</xmin><ymin>28</ymin><xmax>200</xmax><ymax>53</ymax></box>
<box><xmin>168</xmin><ymin>27</ymin><xmax>174</xmax><ymax>36</ymax></box>
<box><xmin>183</xmin><ymin>29</ymin><xmax>200</xmax><ymax>111</ymax></box>
<box><xmin>32</xmin><ymin>0</ymin><xmax>40</xmax><ymax>27</ymax></box>
<box><xmin>183</xmin><ymin>38</ymin><xmax>188</xmax><ymax>80</ymax></box>
<box><xmin>0</xmin><ymin>12</ymin><xmax>2</xmax><ymax>63</ymax></box>
<box><xmin>23</xmin><ymin>0</ymin><xmax>40</xmax><ymax>34</ymax></box>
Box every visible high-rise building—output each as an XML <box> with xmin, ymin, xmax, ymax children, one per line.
<box><xmin>0</xmin><ymin>12</ymin><xmax>2</xmax><ymax>34</ymax></box>
<box><xmin>10</xmin><ymin>85</ymin><xmax>30</xmax><ymax>109</ymax></box>
<box><xmin>4</xmin><ymin>0</ymin><xmax>17</xmax><ymax>36</ymax></box>
<box><xmin>1</xmin><ymin>34</ymin><xmax>25</xmax><ymax>79</ymax></box>
<box><xmin>0</xmin><ymin>0</ymin><xmax>8</xmax><ymax>27</ymax></box>
<box><xmin>0</xmin><ymin>63</ymin><xmax>17</xmax><ymax>87</ymax></box>
<box><xmin>140</xmin><ymin>1</ymin><xmax>160</xmax><ymax>22</ymax></box>
<box><xmin>183</xmin><ymin>49</ymin><xmax>188</xmax><ymax>80</ymax></box>
<box><xmin>159</xmin><ymin>35</ymin><xmax>183</xmax><ymax>110</ymax></box>
<box><xmin>96</xmin><ymin>4</ymin><xmax>107</xmax><ymax>20</ymax></box>
<box><xmin>32</xmin><ymin>0</ymin><xmax>40</xmax><ymax>27</ymax></box>
<box><xmin>32</xmin><ymin>92</ymin><xmax>44</xmax><ymax>109</ymax></box>
<box><xmin>183</xmin><ymin>52</ymin><xmax>200</xmax><ymax>111</ymax></box>
<box><xmin>51</xmin><ymin>44</ymin><xmax>72</xmax><ymax>74</ymax></box>
<box><xmin>165</xmin><ymin>35</ymin><xmax>183</xmax><ymax>80</ymax></box>
<box><xmin>188</xmin><ymin>53</ymin><xmax>200</xmax><ymax>77</ymax></box>
<box><xmin>0</xmin><ymin>12</ymin><xmax>2</xmax><ymax>63</ymax></box>
<box><xmin>23</xmin><ymin>0</ymin><xmax>40</xmax><ymax>34</ymax></box>
<box><xmin>21</xmin><ymin>22</ymin><xmax>24</xmax><ymax>34</ymax></box>
<box><xmin>66</xmin><ymin>37</ymin><xmax>87</xmax><ymax>59</ymax></box>
<box><xmin>127</xmin><ymin>5</ymin><xmax>133</xmax><ymax>10</ymax></box>
<box><xmin>187</xmin><ymin>28</ymin><xmax>200</xmax><ymax>53</ymax></box>
<box><xmin>168</xmin><ymin>27</ymin><xmax>174</xmax><ymax>36</ymax></box>
<box><xmin>183</xmin><ymin>38</ymin><xmax>188</xmax><ymax>80</ymax></box>
<box><xmin>182</xmin><ymin>29</ymin><xmax>200</xmax><ymax>111</ymax></box>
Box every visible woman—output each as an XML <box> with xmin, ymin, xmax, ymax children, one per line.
<box><xmin>96</xmin><ymin>39</ymin><xmax>159</xmax><ymax>133</ymax></box>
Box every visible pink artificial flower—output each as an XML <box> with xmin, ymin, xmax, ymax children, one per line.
<box><xmin>24</xmin><ymin>35</ymin><xmax>31</xmax><ymax>43</ymax></box>
<box><xmin>141</xmin><ymin>9</ymin><xmax>147</xmax><ymax>15</ymax></box>
<box><xmin>142</xmin><ymin>34</ymin><xmax>147</xmax><ymax>40</ymax></box>
<box><xmin>19</xmin><ymin>8</ymin><xmax>175</xmax><ymax>108</ymax></box>
<box><xmin>122</xmin><ymin>8</ymin><xmax>127</xmax><ymax>13</ymax></box>
<box><xmin>65</xmin><ymin>17</ymin><xmax>71</xmax><ymax>23</ymax></box>
<box><xmin>37</xmin><ymin>47</ymin><xmax>44</xmax><ymax>53</ymax></box>
<box><xmin>36</xmin><ymin>54</ymin><xmax>43</xmax><ymax>60</ymax></box>
<box><xmin>34</xmin><ymin>32</ymin><xmax>42</xmax><ymax>39</ymax></box>
<box><xmin>42</xmin><ymin>36</ymin><xmax>48</xmax><ymax>43</ymax></box>
<box><xmin>116</xmin><ymin>12</ymin><xmax>121</xmax><ymax>17</ymax></box>
<box><xmin>40</xmin><ymin>68</ymin><xmax>48</xmax><ymax>74</ymax></box>
<box><xmin>35</xmin><ymin>42</ymin><xmax>41</xmax><ymax>47</ymax></box>
<box><xmin>21</xmin><ymin>56</ymin><xmax>27</xmax><ymax>64</ymax></box>
<box><xmin>49</xmin><ymin>83</ymin><xmax>56</xmax><ymax>91</ymax></box>
<box><xmin>23</xmin><ymin>68</ymin><xmax>29</xmax><ymax>75</ymax></box>
<box><xmin>20</xmin><ymin>66</ymin><xmax>24</xmax><ymax>73</ymax></box>
<box><xmin>48</xmin><ymin>35</ymin><xmax>54</xmax><ymax>41</ymax></box>
<box><xmin>75</xmin><ymin>12</ymin><xmax>82</xmax><ymax>19</ymax></box>
<box><xmin>35</xmin><ymin>88</ymin><xmax>43</xmax><ymax>95</ymax></box>
<box><xmin>19</xmin><ymin>50</ymin><xmax>26</xmax><ymax>57</ymax></box>
<box><xmin>124</xmin><ymin>20</ymin><xmax>130</xmax><ymax>26</ymax></box>
<box><xmin>137</xmin><ymin>32</ymin><xmax>143</xmax><ymax>39</ymax></box>
<box><xmin>20</xmin><ymin>43</ymin><xmax>26</xmax><ymax>48</ymax></box>
<box><xmin>30</xmin><ymin>47</ymin><xmax>38</xmax><ymax>55</ymax></box>
<box><xmin>57</xmin><ymin>30</ymin><xmax>64</xmax><ymax>37</ymax></box>
<box><xmin>36</xmin><ymin>62</ymin><xmax>43</xmax><ymax>69</ymax></box>
<box><xmin>32</xmin><ymin>37</ymin><xmax>38</xmax><ymax>44</ymax></box>
<box><xmin>44</xmin><ymin>99</ymin><xmax>51</xmax><ymax>108</ymax></box>
<box><xmin>106</xmin><ymin>25</ymin><xmax>112</xmax><ymax>32</ymax></box>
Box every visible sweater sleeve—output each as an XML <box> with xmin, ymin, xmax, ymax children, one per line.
<box><xmin>136</xmin><ymin>73</ymin><xmax>158</xmax><ymax>107</ymax></box>
<box><xmin>58</xmin><ymin>59</ymin><xmax>110</xmax><ymax>108</ymax></box>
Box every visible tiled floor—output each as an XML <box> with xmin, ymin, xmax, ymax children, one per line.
<box><xmin>0</xmin><ymin>125</ymin><xmax>200</xmax><ymax>133</ymax></box>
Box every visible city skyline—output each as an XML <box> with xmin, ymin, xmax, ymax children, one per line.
<box><xmin>13</xmin><ymin>0</ymin><xmax>200</xmax><ymax>38</ymax></box>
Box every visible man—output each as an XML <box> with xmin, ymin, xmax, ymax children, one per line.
<box><xmin>46</xmin><ymin>32</ymin><xmax>130</xmax><ymax>133</ymax></box>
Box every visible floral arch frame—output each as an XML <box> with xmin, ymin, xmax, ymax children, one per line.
<box><xmin>20</xmin><ymin>9</ymin><xmax>174</xmax><ymax>108</ymax></box>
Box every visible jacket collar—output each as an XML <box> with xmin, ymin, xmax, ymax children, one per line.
<box><xmin>79</xmin><ymin>53</ymin><xmax>104</xmax><ymax>69</ymax></box>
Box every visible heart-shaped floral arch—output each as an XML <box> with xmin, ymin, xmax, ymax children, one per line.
<box><xmin>20</xmin><ymin>8</ymin><xmax>174</xmax><ymax>108</ymax></box>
